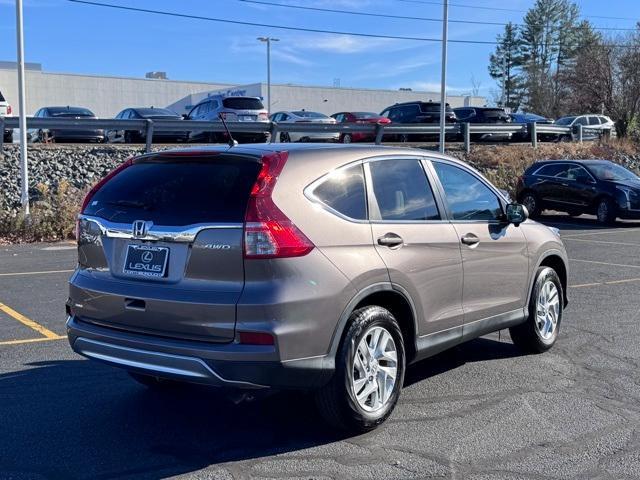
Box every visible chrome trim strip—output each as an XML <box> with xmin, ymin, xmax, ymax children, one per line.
<box><xmin>79</xmin><ymin>215</ymin><xmax>243</xmax><ymax>242</ymax></box>
<box><xmin>73</xmin><ymin>336</ymin><xmax>267</xmax><ymax>389</ymax></box>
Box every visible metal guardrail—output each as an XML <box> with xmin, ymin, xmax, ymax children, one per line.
<box><xmin>0</xmin><ymin>116</ymin><xmax>609</xmax><ymax>154</ymax></box>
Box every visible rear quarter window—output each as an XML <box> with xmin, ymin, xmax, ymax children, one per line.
<box><xmin>310</xmin><ymin>163</ymin><xmax>367</xmax><ymax>220</ymax></box>
<box><xmin>84</xmin><ymin>155</ymin><xmax>261</xmax><ymax>225</ymax></box>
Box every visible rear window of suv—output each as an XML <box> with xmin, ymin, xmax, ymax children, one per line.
<box><xmin>84</xmin><ymin>155</ymin><xmax>261</xmax><ymax>225</ymax></box>
<box><xmin>420</xmin><ymin>103</ymin><xmax>453</xmax><ymax>113</ymax></box>
<box><xmin>222</xmin><ymin>98</ymin><xmax>264</xmax><ymax>110</ymax></box>
<box><xmin>0</xmin><ymin>90</ymin><xmax>5</xmax><ymax>102</ymax></box>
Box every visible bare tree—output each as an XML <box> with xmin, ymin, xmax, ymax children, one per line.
<box><xmin>470</xmin><ymin>74</ymin><xmax>482</xmax><ymax>97</ymax></box>
<box><xmin>566</xmin><ymin>29</ymin><xmax>640</xmax><ymax>137</ymax></box>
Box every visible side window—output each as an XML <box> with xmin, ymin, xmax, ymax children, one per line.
<box><xmin>535</xmin><ymin>164</ymin><xmax>570</xmax><ymax>178</ymax></box>
<box><xmin>433</xmin><ymin>162</ymin><xmax>503</xmax><ymax>221</ymax></box>
<box><xmin>381</xmin><ymin>109</ymin><xmax>390</xmax><ymax>119</ymax></box>
<box><xmin>599</xmin><ymin>116</ymin><xmax>610</xmax><ymax>124</ymax></box>
<box><xmin>575</xmin><ymin>116</ymin><xmax>588</xmax><ymax>126</ymax></box>
<box><xmin>189</xmin><ymin>104</ymin><xmax>201</xmax><ymax>118</ymax></box>
<box><xmin>588</xmin><ymin>116</ymin><xmax>600</xmax><ymax>125</ymax></box>
<box><xmin>566</xmin><ymin>166</ymin><xmax>592</xmax><ymax>182</ymax></box>
<box><xmin>369</xmin><ymin>159</ymin><xmax>440</xmax><ymax>221</ymax></box>
<box><xmin>271</xmin><ymin>113</ymin><xmax>281</xmax><ymax>122</ymax></box>
<box><xmin>311</xmin><ymin>163</ymin><xmax>367</xmax><ymax>220</ymax></box>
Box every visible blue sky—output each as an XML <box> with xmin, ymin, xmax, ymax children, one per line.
<box><xmin>0</xmin><ymin>0</ymin><xmax>638</xmax><ymax>98</ymax></box>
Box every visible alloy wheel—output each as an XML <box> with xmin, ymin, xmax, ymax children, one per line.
<box><xmin>522</xmin><ymin>194</ymin><xmax>536</xmax><ymax>215</ymax></box>
<box><xmin>351</xmin><ymin>326</ymin><xmax>398</xmax><ymax>413</ymax></box>
<box><xmin>597</xmin><ymin>201</ymin><xmax>608</xmax><ymax>223</ymax></box>
<box><xmin>535</xmin><ymin>280</ymin><xmax>560</xmax><ymax>340</ymax></box>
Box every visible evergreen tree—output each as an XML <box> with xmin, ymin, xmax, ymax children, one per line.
<box><xmin>488</xmin><ymin>22</ymin><xmax>523</xmax><ymax>110</ymax></box>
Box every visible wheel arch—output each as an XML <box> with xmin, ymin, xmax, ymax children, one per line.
<box><xmin>536</xmin><ymin>253</ymin><xmax>568</xmax><ymax>307</ymax></box>
<box><xmin>329</xmin><ymin>283</ymin><xmax>418</xmax><ymax>364</ymax></box>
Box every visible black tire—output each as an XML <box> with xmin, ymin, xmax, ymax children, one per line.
<box><xmin>124</xmin><ymin>131</ymin><xmax>135</xmax><ymax>144</ymax></box>
<box><xmin>280</xmin><ymin>132</ymin><xmax>291</xmax><ymax>143</ymax></box>
<box><xmin>519</xmin><ymin>191</ymin><xmax>540</xmax><ymax>218</ymax></box>
<box><xmin>3</xmin><ymin>131</ymin><xmax>13</xmax><ymax>143</ymax></box>
<box><xmin>398</xmin><ymin>134</ymin><xmax>409</xmax><ymax>143</ymax></box>
<box><xmin>596</xmin><ymin>197</ymin><xmax>617</xmax><ymax>225</ymax></box>
<box><xmin>558</xmin><ymin>135</ymin><xmax>572</xmax><ymax>143</ymax></box>
<box><xmin>510</xmin><ymin>266</ymin><xmax>563</xmax><ymax>354</ymax></box>
<box><xmin>128</xmin><ymin>371</ymin><xmax>182</xmax><ymax>390</ymax></box>
<box><xmin>315</xmin><ymin>306</ymin><xmax>405</xmax><ymax>432</ymax></box>
<box><xmin>342</xmin><ymin>133</ymin><xmax>353</xmax><ymax>144</ymax></box>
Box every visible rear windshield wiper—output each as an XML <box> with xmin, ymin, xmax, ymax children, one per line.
<box><xmin>105</xmin><ymin>200</ymin><xmax>153</xmax><ymax>210</ymax></box>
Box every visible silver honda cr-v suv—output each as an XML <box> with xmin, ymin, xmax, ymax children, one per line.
<box><xmin>67</xmin><ymin>144</ymin><xmax>568</xmax><ymax>431</ymax></box>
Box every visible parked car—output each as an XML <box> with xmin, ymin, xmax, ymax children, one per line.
<box><xmin>380</xmin><ymin>101</ymin><xmax>457</xmax><ymax>142</ymax></box>
<box><xmin>517</xmin><ymin>159</ymin><xmax>640</xmax><ymax>224</ymax></box>
<box><xmin>29</xmin><ymin>106</ymin><xmax>104</xmax><ymax>143</ymax></box>
<box><xmin>331</xmin><ymin>111</ymin><xmax>391</xmax><ymax>143</ymax></box>
<box><xmin>184</xmin><ymin>95</ymin><xmax>269</xmax><ymax>143</ymax></box>
<box><xmin>509</xmin><ymin>112</ymin><xmax>554</xmax><ymax>142</ymax></box>
<box><xmin>454</xmin><ymin>107</ymin><xmax>512</xmax><ymax>141</ymax></box>
<box><xmin>106</xmin><ymin>107</ymin><xmax>188</xmax><ymax>144</ymax></box>
<box><xmin>0</xmin><ymin>89</ymin><xmax>13</xmax><ymax>143</ymax></box>
<box><xmin>270</xmin><ymin>110</ymin><xmax>339</xmax><ymax>143</ymax></box>
<box><xmin>69</xmin><ymin>143</ymin><xmax>568</xmax><ymax>432</ymax></box>
<box><xmin>553</xmin><ymin>115</ymin><xmax>616</xmax><ymax>142</ymax></box>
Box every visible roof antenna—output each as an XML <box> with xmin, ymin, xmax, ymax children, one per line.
<box><xmin>218</xmin><ymin>113</ymin><xmax>238</xmax><ymax>147</ymax></box>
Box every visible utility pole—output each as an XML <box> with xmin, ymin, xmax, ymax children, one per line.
<box><xmin>257</xmin><ymin>37</ymin><xmax>279</xmax><ymax>113</ymax></box>
<box><xmin>501</xmin><ymin>53</ymin><xmax>506</xmax><ymax>108</ymax></box>
<box><xmin>16</xmin><ymin>0</ymin><xmax>29</xmax><ymax>215</ymax></box>
<box><xmin>438</xmin><ymin>0</ymin><xmax>449</xmax><ymax>153</ymax></box>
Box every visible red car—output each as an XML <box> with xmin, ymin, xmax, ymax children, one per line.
<box><xmin>331</xmin><ymin>111</ymin><xmax>391</xmax><ymax>143</ymax></box>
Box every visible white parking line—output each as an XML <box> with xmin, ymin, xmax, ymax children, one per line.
<box><xmin>570</xmin><ymin>258</ymin><xmax>640</xmax><ymax>269</ymax></box>
<box><xmin>0</xmin><ymin>269</ymin><xmax>74</xmax><ymax>277</ymax></box>
<box><xmin>562</xmin><ymin>227</ymin><xmax>640</xmax><ymax>238</ymax></box>
<box><xmin>564</xmin><ymin>238</ymin><xmax>640</xmax><ymax>247</ymax></box>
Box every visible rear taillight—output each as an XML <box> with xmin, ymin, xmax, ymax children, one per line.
<box><xmin>243</xmin><ymin>152</ymin><xmax>314</xmax><ymax>259</ymax></box>
<box><xmin>80</xmin><ymin>158</ymin><xmax>134</xmax><ymax>213</ymax></box>
<box><xmin>7</xmin><ymin>105</ymin><xmax>11</xmax><ymax>115</ymax></box>
<box><xmin>258</xmin><ymin>112</ymin><xmax>268</xmax><ymax>121</ymax></box>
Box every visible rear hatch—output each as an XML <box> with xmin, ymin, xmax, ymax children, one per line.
<box><xmin>222</xmin><ymin>97</ymin><xmax>268</xmax><ymax>122</ymax></box>
<box><xmin>480</xmin><ymin>109</ymin><xmax>510</xmax><ymax>123</ymax></box>
<box><xmin>73</xmin><ymin>151</ymin><xmax>262</xmax><ymax>342</ymax></box>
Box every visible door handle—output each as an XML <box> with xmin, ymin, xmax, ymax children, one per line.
<box><xmin>377</xmin><ymin>233</ymin><xmax>404</xmax><ymax>248</ymax></box>
<box><xmin>461</xmin><ymin>233</ymin><xmax>480</xmax><ymax>246</ymax></box>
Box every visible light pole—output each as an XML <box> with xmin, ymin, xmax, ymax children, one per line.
<box><xmin>16</xmin><ymin>0</ymin><xmax>29</xmax><ymax>215</ymax></box>
<box><xmin>438</xmin><ymin>0</ymin><xmax>449</xmax><ymax>153</ymax></box>
<box><xmin>257</xmin><ymin>37</ymin><xmax>279</xmax><ymax>113</ymax></box>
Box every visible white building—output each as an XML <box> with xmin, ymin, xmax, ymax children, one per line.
<box><xmin>0</xmin><ymin>62</ymin><xmax>485</xmax><ymax>118</ymax></box>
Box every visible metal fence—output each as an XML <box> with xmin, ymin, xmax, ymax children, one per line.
<box><xmin>0</xmin><ymin>116</ymin><xmax>610</xmax><ymax>154</ymax></box>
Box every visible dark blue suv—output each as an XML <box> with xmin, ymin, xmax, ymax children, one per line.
<box><xmin>516</xmin><ymin>160</ymin><xmax>640</xmax><ymax>224</ymax></box>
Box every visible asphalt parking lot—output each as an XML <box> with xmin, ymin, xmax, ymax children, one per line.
<box><xmin>1</xmin><ymin>215</ymin><xmax>640</xmax><ymax>480</ymax></box>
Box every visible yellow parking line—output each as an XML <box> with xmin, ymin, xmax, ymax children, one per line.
<box><xmin>0</xmin><ymin>303</ymin><xmax>64</xmax><ymax>340</ymax></box>
<box><xmin>0</xmin><ymin>269</ymin><xmax>74</xmax><ymax>277</ymax></box>
<box><xmin>0</xmin><ymin>336</ymin><xmax>65</xmax><ymax>346</ymax></box>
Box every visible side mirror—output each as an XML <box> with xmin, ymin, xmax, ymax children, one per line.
<box><xmin>182</xmin><ymin>114</ymin><xmax>189</xmax><ymax>120</ymax></box>
<box><xmin>506</xmin><ymin>203</ymin><xmax>528</xmax><ymax>226</ymax></box>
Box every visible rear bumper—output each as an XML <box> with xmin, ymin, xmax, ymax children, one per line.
<box><xmin>66</xmin><ymin>315</ymin><xmax>333</xmax><ymax>390</ymax></box>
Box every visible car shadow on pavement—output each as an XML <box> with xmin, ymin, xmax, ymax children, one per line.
<box><xmin>404</xmin><ymin>336</ymin><xmax>523</xmax><ymax>387</ymax></box>
<box><xmin>1</xmin><ymin>337</ymin><xmax>521</xmax><ymax>478</ymax></box>
<box><xmin>536</xmin><ymin>213</ymin><xmax>640</xmax><ymax>231</ymax></box>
